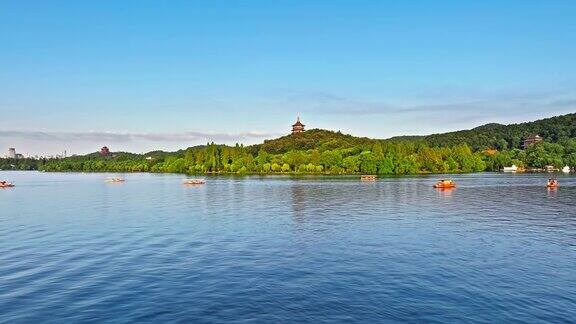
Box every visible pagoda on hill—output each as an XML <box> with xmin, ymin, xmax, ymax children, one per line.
<box><xmin>292</xmin><ymin>116</ymin><xmax>305</xmax><ymax>134</ymax></box>
<box><xmin>100</xmin><ymin>146</ymin><xmax>111</xmax><ymax>156</ymax></box>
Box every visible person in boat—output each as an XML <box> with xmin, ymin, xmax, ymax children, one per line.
<box><xmin>183</xmin><ymin>179</ymin><xmax>206</xmax><ymax>185</ymax></box>
<box><xmin>548</xmin><ymin>178</ymin><xmax>558</xmax><ymax>187</ymax></box>
<box><xmin>434</xmin><ymin>179</ymin><xmax>456</xmax><ymax>188</ymax></box>
<box><xmin>105</xmin><ymin>177</ymin><xmax>125</xmax><ymax>182</ymax></box>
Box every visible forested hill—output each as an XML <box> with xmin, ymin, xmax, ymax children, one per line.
<box><xmin>30</xmin><ymin>112</ymin><xmax>576</xmax><ymax>175</ymax></box>
<box><xmin>253</xmin><ymin>129</ymin><xmax>376</xmax><ymax>154</ymax></box>
<box><xmin>254</xmin><ymin>113</ymin><xmax>576</xmax><ymax>153</ymax></box>
<box><xmin>422</xmin><ymin>113</ymin><xmax>576</xmax><ymax>150</ymax></box>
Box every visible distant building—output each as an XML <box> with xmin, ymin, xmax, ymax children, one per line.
<box><xmin>7</xmin><ymin>148</ymin><xmax>16</xmax><ymax>159</ymax></box>
<box><xmin>100</xmin><ymin>146</ymin><xmax>111</xmax><ymax>156</ymax></box>
<box><xmin>522</xmin><ymin>134</ymin><xmax>543</xmax><ymax>149</ymax></box>
<box><xmin>292</xmin><ymin>116</ymin><xmax>305</xmax><ymax>134</ymax></box>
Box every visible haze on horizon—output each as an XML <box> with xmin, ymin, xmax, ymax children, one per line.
<box><xmin>1</xmin><ymin>0</ymin><xmax>575</xmax><ymax>156</ymax></box>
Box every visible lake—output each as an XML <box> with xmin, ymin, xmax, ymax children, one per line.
<box><xmin>1</xmin><ymin>171</ymin><xmax>575</xmax><ymax>323</ymax></box>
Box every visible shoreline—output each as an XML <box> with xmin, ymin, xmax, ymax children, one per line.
<box><xmin>2</xmin><ymin>170</ymin><xmax>572</xmax><ymax>177</ymax></box>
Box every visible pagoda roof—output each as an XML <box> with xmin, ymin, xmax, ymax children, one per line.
<box><xmin>525</xmin><ymin>134</ymin><xmax>542</xmax><ymax>139</ymax></box>
<box><xmin>292</xmin><ymin>116</ymin><xmax>305</xmax><ymax>126</ymax></box>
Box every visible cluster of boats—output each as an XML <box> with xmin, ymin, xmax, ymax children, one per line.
<box><xmin>0</xmin><ymin>177</ymin><xmax>563</xmax><ymax>189</ymax></box>
<box><xmin>1</xmin><ymin>177</ymin><xmax>208</xmax><ymax>188</ymax></box>
<box><xmin>362</xmin><ymin>176</ymin><xmax>561</xmax><ymax>189</ymax></box>
<box><xmin>433</xmin><ymin>178</ymin><xmax>560</xmax><ymax>189</ymax></box>
<box><xmin>105</xmin><ymin>177</ymin><xmax>207</xmax><ymax>185</ymax></box>
<box><xmin>503</xmin><ymin>165</ymin><xmax>572</xmax><ymax>174</ymax></box>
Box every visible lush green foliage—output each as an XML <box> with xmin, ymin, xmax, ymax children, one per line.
<box><xmin>23</xmin><ymin>113</ymin><xmax>576</xmax><ymax>175</ymax></box>
<box><xmin>40</xmin><ymin>140</ymin><xmax>487</xmax><ymax>175</ymax></box>
<box><xmin>482</xmin><ymin>139</ymin><xmax>576</xmax><ymax>171</ymax></box>
<box><xmin>0</xmin><ymin>158</ymin><xmax>41</xmax><ymax>171</ymax></box>
<box><xmin>423</xmin><ymin>113</ymin><xmax>576</xmax><ymax>150</ymax></box>
<box><xmin>256</xmin><ymin>129</ymin><xmax>375</xmax><ymax>154</ymax></box>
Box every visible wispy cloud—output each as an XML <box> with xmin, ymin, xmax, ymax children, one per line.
<box><xmin>0</xmin><ymin>130</ymin><xmax>279</xmax><ymax>143</ymax></box>
<box><xmin>278</xmin><ymin>88</ymin><xmax>576</xmax><ymax>119</ymax></box>
<box><xmin>283</xmin><ymin>90</ymin><xmax>392</xmax><ymax>115</ymax></box>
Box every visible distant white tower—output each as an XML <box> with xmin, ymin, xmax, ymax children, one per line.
<box><xmin>8</xmin><ymin>148</ymin><xmax>16</xmax><ymax>159</ymax></box>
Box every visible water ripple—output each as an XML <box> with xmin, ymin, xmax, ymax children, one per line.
<box><xmin>0</xmin><ymin>172</ymin><xmax>575</xmax><ymax>323</ymax></box>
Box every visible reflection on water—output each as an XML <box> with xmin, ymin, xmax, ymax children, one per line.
<box><xmin>290</xmin><ymin>182</ymin><xmax>307</xmax><ymax>223</ymax></box>
<box><xmin>435</xmin><ymin>187</ymin><xmax>456</xmax><ymax>199</ymax></box>
<box><xmin>547</xmin><ymin>187</ymin><xmax>558</xmax><ymax>197</ymax></box>
<box><xmin>0</xmin><ymin>171</ymin><xmax>575</xmax><ymax>323</ymax></box>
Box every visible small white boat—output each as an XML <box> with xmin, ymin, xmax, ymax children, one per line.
<box><xmin>183</xmin><ymin>179</ymin><xmax>206</xmax><ymax>185</ymax></box>
<box><xmin>105</xmin><ymin>177</ymin><xmax>125</xmax><ymax>183</ymax></box>
<box><xmin>503</xmin><ymin>165</ymin><xmax>518</xmax><ymax>173</ymax></box>
<box><xmin>562</xmin><ymin>166</ymin><xmax>571</xmax><ymax>174</ymax></box>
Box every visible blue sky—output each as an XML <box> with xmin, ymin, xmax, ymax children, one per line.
<box><xmin>1</xmin><ymin>0</ymin><xmax>575</xmax><ymax>155</ymax></box>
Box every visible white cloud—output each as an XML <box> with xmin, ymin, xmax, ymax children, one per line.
<box><xmin>0</xmin><ymin>130</ymin><xmax>278</xmax><ymax>143</ymax></box>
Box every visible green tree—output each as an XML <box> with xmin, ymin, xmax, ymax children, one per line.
<box><xmin>377</xmin><ymin>153</ymin><xmax>395</xmax><ymax>174</ymax></box>
<box><xmin>262</xmin><ymin>163</ymin><xmax>271</xmax><ymax>172</ymax></box>
<box><xmin>343</xmin><ymin>156</ymin><xmax>359</xmax><ymax>173</ymax></box>
<box><xmin>359</xmin><ymin>151</ymin><xmax>377</xmax><ymax>174</ymax></box>
<box><xmin>281</xmin><ymin>163</ymin><xmax>291</xmax><ymax>172</ymax></box>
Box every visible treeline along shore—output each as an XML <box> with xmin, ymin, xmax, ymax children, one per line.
<box><xmin>4</xmin><ymin>113</ymin><xmax>576</xmax><ymax>175</ymax></box>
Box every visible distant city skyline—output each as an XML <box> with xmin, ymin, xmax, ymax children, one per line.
<box><xmin>1</xmin><ymin>1</ymin><xmax>575</xmax><ymax>155</ymax></box>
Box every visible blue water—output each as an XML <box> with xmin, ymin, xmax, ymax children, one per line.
<box><xmin>1</xmin><ymin>171</ymin><xmax>575</xmax><ymax>323</ymax></box>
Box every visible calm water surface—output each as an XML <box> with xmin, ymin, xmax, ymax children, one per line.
<box><xmin>1</xmin><ymin>171</ymin><xmax>575</xmax><ymax>323</ymax></box>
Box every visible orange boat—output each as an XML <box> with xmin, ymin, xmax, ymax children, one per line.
<box><xmin>361</xmin><ymin>175</ymin><xmax>377</xmax><ymax>181</ymax></box>
<box><xmin>434</xmin><ymin>179</ymin><xmax>456</xmax><ymax>189</ymax></box>
<box><xmin>0</xmin><ymin>181</ymin><xmax>15</xmax><ymax>188</ymax></box>
<box><xmin>546</xmin><ymin>179</ymin><xmax>558</xmax><ymax>188</ymax></box>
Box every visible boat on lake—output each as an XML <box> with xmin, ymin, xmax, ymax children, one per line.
<box><xmin>0</xmin><ymin>181</ymin><xmax>14</xmax><ymax>188</ymax></box>
<box><xmin>562</xmin><ymin>166</ymin><xmax>571</xmax><ymax>173</ymax></box>
<box><xmin>544</xmin><ymin>165</ymin><xmax>557</xmax><ymax>173</ymax></box>
<box><xmin>105</xmin><ymin>177</ymin><xmax>125</xmax><ymax>183</ymax></box>
<box><xmin>183</xmin><ymin>179</ymin><xmax>206</xmax><ymax>185</ymax></box>
<box><xmin>503</xmin><ymin>165</ymin><xmax>518</xmax><ymax>173</ymax></box>
<box><xmin>547</xmin><ymin>179</ymin><xmax>559</xmax><ymax>188</ymax></box>
<box><xmin>361</xmin><ymin>175</ymin><xmax>377</xmax><ymax>181</ymax></box>
<box><xmin>434</xmin><ymin>179</ymin><xmax>456</xmax><ymax>189</ymax></box>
